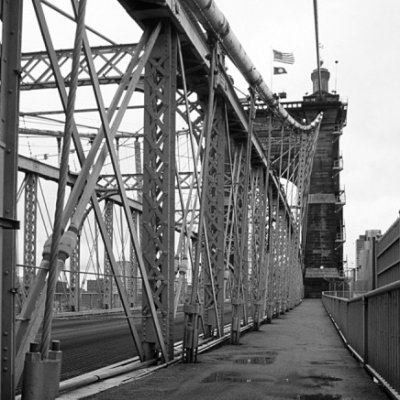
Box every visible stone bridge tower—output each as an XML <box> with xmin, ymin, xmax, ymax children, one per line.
<box><xmin>254</xmin><ymin>68</ymin><xmax>347</xmax><ymax>298</ymax></box>
<box><xmin>301</xmin><ymin>68</ymin><xmax>348</xmax><ymax>297</ymax></box>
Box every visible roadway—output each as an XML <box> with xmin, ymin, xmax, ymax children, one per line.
<box><xmin>52</xmin><ymin>308</ymin><xmax>232</xmax><ymax>381</ymax></box>
<box><xmin>53</xmin><ymin>315</ymin><xmax>141</xmax><ymax>380</ymax></box>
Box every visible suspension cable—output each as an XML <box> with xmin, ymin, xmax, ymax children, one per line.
<box><xmin>187</xmin><ymin>0</ymin><xmax>323</xmax><ymax>131</ymax></box>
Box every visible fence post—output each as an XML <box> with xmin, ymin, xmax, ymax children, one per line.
<box><xmin>362</xmin><ymin>295</ymin><xmax>368</xmax><ymax>364</ymax></box>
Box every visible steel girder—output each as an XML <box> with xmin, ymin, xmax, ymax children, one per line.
<box><xmin>247</xmin><ymin>94</ymin><xmax>270</xmax><ymax>329</ymax></box>
<box><xmin>21</xmin><ymin>43</ymin><xmax>139</xmax><ymax>90</ymax></box>
<box><xmin>295</xmin><ymin>129</ymin><xmax>321</xmax><ymax>264</ymax></box>
<box><xmin>202</xmin><ymin>98</ymin><xmax>226</xmax><ymax>338</ymax></box>
<box><xmin>230</xmin><ymin>139</ymin><xmax>251</xmax><ymax>344</ymax></box>
<box><xmin>14</xmin><ymin>4</ymin><xmax>167</xmax><ymax>382</ymax></box>
<box><xmin>97</xmin><ymin>171</ymin><xmax>197</xmax><ymax>192</ymax></box>
<box><xmin>129</xmin><ymin>211</ymin><xmax>140</xmax><ymax>307</ymax></box>
<box><xmin>0</xmin><ymin>0</ymin><xmax>23</xmax><ymax>397</ymax></box>
<box><xmin>69</xmin><ymin>232</ymin><xmax>80</xmax><ymax>311</ymax></box>
<box><xmin>103</xmin><ymin>200</ymin><xmax>114</xmax><ymax>309</ymax></box>
<box><xmin>270</xmin><ymin>196</ymin><xmax>288</xmax><ymax>315</ymax></box>
<box><xmin>142</xmin><ymin>21</ymin><xmax>177</xmax><ymax>361</ymax></box>
<box><xmin>249</xmin><ymin>167</ymin><xmax>268</xmax><ymax>328</ymax></box>
<box><xmin>23</xmin><ymin>174</ymin><xmax>38</xmax><ymax>299</ymax></box>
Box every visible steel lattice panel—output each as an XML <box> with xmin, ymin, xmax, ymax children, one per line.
<box><xmin>142</xmin><ymin>23</ymin><xmax>177</xmax><ymax>360</ymax></box>
<box><xmin>202</xmin><ymin>99</ymin><xmax>226</xmax><ymax>336</ymax></box>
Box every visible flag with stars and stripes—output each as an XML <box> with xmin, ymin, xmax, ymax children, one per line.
<box><xmin>273</xmin><ymin>49</ymin><xmax>295</xmax><ymax>64</ymax></box>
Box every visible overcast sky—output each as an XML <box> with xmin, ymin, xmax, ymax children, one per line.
<box><xmin>21</xmin><ymin>1</ymin><xmax>400</xmax><ymax>267</ymax></box>
<box><xmin>212</xmin><ymin>0</ymin><xmax>400</xmax><ymax>266</ymax></box>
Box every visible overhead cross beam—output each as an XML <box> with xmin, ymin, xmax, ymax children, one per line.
<box><xmin>21</xmin><ymin>44</ymin><xmax>139</xmax><ymax>90</ymax></box>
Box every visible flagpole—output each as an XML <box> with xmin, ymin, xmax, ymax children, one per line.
<box><xmin>313</xmin><ymin>0</ymin><xmax>322</xmax><ymax>96</ymax></box>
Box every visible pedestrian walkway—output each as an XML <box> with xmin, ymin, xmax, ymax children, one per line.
<box><xmin>71</xmin><ymin>300</ymin><xmax>389</xmax><ymax>400</ymax></box>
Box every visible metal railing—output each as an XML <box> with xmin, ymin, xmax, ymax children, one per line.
<box><xmin>376</xmin><ymin>217</ymin><xmax>400</xmax><ymax>287</ymax></box>
<box><xmin>322</xmin><ymin>282</ymin><xmax>400</xmax><ymax>399</ymax></box>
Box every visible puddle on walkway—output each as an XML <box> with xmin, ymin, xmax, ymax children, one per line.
<box><xmin>202</xmin><ymin>371</ymin><xmax>252</xmax><ymax>383</ymax></box>
<box><xmin>233</xmin><ymin>354</ymin><xmax>276</xmax><ymax>365</ymax></box>
<box><xmin>214</xmin><ymin>351</ymin><xmax>277</xmax><ymax>365</ymax></box>
<box><xmin>307</xmin><ymin>375</ymin><xmax>343</xmax><ymax>385</ymax></box>
<box><xmin>297</xmin><ymin>395</ymin><xmax>343</xmax><ymax>400</ymax></box>
<box><xmin>283</xmin><ymin>373</ymin><xmax>343</xmax><ymax>389</ymax></box>
<box><xmin>310</xmin><ymin>361</ymin><xmax>339</xmax><ymax>366</ymax></box>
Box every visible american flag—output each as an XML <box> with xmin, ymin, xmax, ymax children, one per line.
<box><xmin>273</xmin><ymin>50</ymin><xmax>295</xmax><ymax>64</ymax></box>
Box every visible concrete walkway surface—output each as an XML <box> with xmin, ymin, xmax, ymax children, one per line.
<box><xmin>67</xmin><ymin>299</ymin><xmax>389</xmax><ymax>400</ymax></box>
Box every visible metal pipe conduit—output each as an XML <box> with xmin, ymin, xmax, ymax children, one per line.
<box><xmin>187</xmin><ymin>0</ymin><xmax>323</xmax><ymax>131</ymax></box>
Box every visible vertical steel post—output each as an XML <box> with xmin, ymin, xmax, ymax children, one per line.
<box><xmin>259</xmin><ymin>168</ymin><xmax>270</xmax><ymax>319</ymax></box>
<box><xmin>132</xmin><ymin>136</ymin><xmax>142</xmax><ymax>308</ymax></box>
<box><xmin>281</xmin><ymin>215</ymin><xmax>288</xmax><ymax>312</ymax></box>
<box><xmin>70</xmin><ymin>233</ymin><xmax>80</xmax><ymax>311</ymax></box>
<box><xmin>295</xmin><ymin>133</ymin><xmax>308</xmax><ymax>274</ymax></box>
<box><xmin>250</xmin><ymin>168</ymin><xmax>265</xmax><ymax>329</ymax></box>
<box><xmin>130</xmin><ymin>212</ymin><xmax>140</xmax><ymax>307</ymax></box>
<box><xmin>223</xmin><ymin>131</ymin><xmax>236</xmax><ymax>310</ymax></box>
<box><xmin>230</xmin><ymin>143</ymin><xmax>244</xmax><ymax>343</ymax></box>
<box><xmin>142</xmin><ymin>21</ymin><xmax>177</xmax><ymax>361</ymax></box>
<box><xmin>231</xmin><ymin>136</ymin><xmax>251</xmax><ymax>343</ymax></box>
<box><xmin>262</xmin><ymin>117</ymin><xmax>273</xmax><ymax>320</ymax></box>
<box><xmin>292</xmin><ymin>134</ymin><xmax>304</xmax><ymax>303</ymax></box>
<box><xmin>23</xmin><ymin>174</ymin><xmax>38</xmax><ymax>298</ymax></box>
<box><xmin>266</xmin><ymin>186</ymin><xmax>276</xmax><ymax>320</ymax></box>
<box><xmin>134</xmin><ymin>139</ymin><xmax>142</xmax><ymax>202</ymax></box>
<box><xmin>271</xmin><ymin>190</ymin><xmax>282</xmax><ymax>316</ymax></box>
<box><xmin>103</xmin><ymin>200</ymin><xmax>114</xmax><ymax>309</ymax></box>
<box><xmin>363</xmin><ymin>295</ymin><xmax>369</xmax><ymax>364</ymax></box>
<box><xmin>276</xmin><ymin>126</ymin><xmax>285</xmax><ymax>314</ymax></box>
<box><xmin>203</xmin><ymin>98</ymin><xmax>226</xmax><ymax>338</ymax></box>
<box><xmin>0</xmin><ymin>0</ymin><xmax>23</xmax><ymax>396</ymax></box>
<box><xmin>182</xmin><ymin>43</ymin><xmax>219</xmax><ymax>361</ymax></box>
<box><xmin>276</xmin><ymin>205</ymin><xmax>284</xmax><ymax>314</ymax></box>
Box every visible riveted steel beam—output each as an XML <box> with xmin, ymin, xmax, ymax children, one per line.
<box><xmin>0</xmin><ymin>0</ymin><xmax>23</xmax><ymax>396</ymax></box>
<box><xmin>202</xmin><ymin>97</ymin><xmax>226</xmax><ymax>338</ymax></box>
<box><xmin>21</xmin><ymin>44</ymin><xmax>139</xmax><ymax>90</ymax></box>
<box><xmin>142</xmin><ymin>21</ymin><xmax>177</xmax><ymax>361</ymax></box>
<box><xmin>23</xmin><ymin>174</ymin><xmax>38</xmax><ymax>299</ymax></box>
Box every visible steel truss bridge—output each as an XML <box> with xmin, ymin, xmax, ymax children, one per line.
<box><xmin>0</xmin><ymin>0</ymin><xmax>332</xmax><ymax>398</ymax></box>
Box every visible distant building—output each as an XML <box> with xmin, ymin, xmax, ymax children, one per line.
<box><xmin>375</xmin><ymin>217</ymin><xmax>400</xmax><ymax>287</ymax></box>
<box><xmin>355</xmin><ymin>229</ymin><xmax>381</xmax><ymax>291</ymax></box>
<box><xmin>87</xmin><ymin>279</ymin><xmax>103</xmax><ymax>293</ymax></box>
<box><xmin>55</xmin><ymin>281</ymin><xmax>68</xmax><ymax>293</ymax></box>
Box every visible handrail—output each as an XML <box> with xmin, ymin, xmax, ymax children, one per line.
<box><xmin>364</xmin><ymin>280</ymin><xmax>400</xmax><ymax>298</ymax></box>
<box><xmin>324</xmin><ymin>279</ymin><xmax>400</xmax><ymax>301</ymax></box>
<box><xmin>322</xmin><ymin>284</ymin><xmax>400</xmax><ymax>399</ymax></box>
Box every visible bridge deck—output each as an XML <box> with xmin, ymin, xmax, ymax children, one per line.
<box><xmin>64</xmin><ymin>300</ymin><xmax>388</xmax><ymax>400</ymax></box>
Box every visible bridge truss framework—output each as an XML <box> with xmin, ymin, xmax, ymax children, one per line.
<box><xmin>0</xmin><ymin>0</ymin><xmax>323</xmax><ymax>397</ymax></box>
